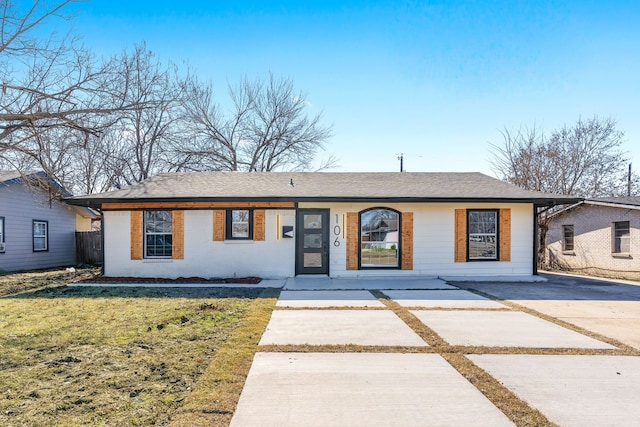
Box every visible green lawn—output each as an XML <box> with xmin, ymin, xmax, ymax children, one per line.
<box><xmin>0</xmin><ymin>273</ymin><xmax>277</xmax><ymax>426</ymax></box>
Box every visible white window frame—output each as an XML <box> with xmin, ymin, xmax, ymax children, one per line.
<box><xmin>33</xmin><ymin>220</ymin><xmax>48</xmax><ymax>252</ymax></box>
<box><xmin>562</xmin><ymin>224</ymin><xmax>574</xmax><ymax>252</ymax></box>
<box><xmin>612</xmin><ymin>221</ymin><xmax>630</xmax><ymax>254</ymax></box>
<box><xmin>144</xmin><ymin>210</ymin><xmax>173</xmax><ymax>258</ymax></box>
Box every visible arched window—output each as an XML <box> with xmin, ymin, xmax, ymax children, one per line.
<box><xmin>360</xmin><ymin>208</ymin><xmax>400</xmax><ymax>268</ymax></box>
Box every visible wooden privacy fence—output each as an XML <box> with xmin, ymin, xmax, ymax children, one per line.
<box><xmin>75</xmin><ymin>231</ymin><xmax>102</xmax><ymax>265</ymax></box>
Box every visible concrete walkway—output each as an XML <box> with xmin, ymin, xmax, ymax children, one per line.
<box><xmin>231</xmin><ymin>277</ymin><xmax>640</xmax><ymax>426</ymax></box>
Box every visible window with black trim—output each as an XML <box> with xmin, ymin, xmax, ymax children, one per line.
<box><xmin>33</xmin><ymin>220</ymin><xmax>48</xmax><ymax>252</ymax></box>
<box><xmin>467</xmin><ymin>210</ymin><xmax>498</xmax><ymax>260</ymax></box>
<box><xmin>360</xmin><ymin>208</ymin><xmax>400</xmax><ymax>268</ymax></box>
<box><xmin>226</xmin><ymin>209</ymin><xmax>253</xmax><ymax>240</ymax></box>
<box><xmin>613</xmin><ymin>221</ymin><xmax>630</xmax><ymax>254</ymax></box>
<box><xmin>562</xmin><ymin>225</ymin><xmax>574</xmax><ymax>252</ymax></box>
<box><xmin>144</xmin><ymin>210</ymin><xmax>172</xmax><ymax>258</ymax></box>
<box><xmin>0</xmin><ymin>216</ymin><xmax>5</xmax><ymax>253</ymax></box>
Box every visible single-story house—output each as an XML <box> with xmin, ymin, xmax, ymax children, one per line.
<box><xmin>65</xmin><ymin>172</ymin><xmax>577</xmax><ymax>279</ymax></box>
<box><xmin>0</xmin><ymin>170</ymin><xmax>97</xmax><ymax>272</ymax></box>
<box><xmin>545</xmin><ymin>197</ymin><xmax>640</xmax><ymax>280</ymax></box>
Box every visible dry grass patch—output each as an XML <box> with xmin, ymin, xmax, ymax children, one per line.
<box><xmin>441</xmin><ymin>353</ymin><xmax>557</xmax><ymax>427</ymax></box>
<box><xmin>169</xmin><ymin>288</ymin><xmax>279</xmax><ymax>427</ymax></box>
<box><xmin>0</xmin><ymin>285</ymin><xmax>273</xmax><ymax>426</ymax></box>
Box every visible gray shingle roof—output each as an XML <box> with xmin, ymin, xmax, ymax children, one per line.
<box><xmin>66</xmin><ymin>171</ymin><xmax>579</xmax><ymax>207</ymax></box>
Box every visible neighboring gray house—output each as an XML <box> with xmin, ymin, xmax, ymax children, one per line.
<box><xmin>545</xmin><ymin>197</ymin><xmax>640</xmax><ymax>280</ymax></box>
<box><xmin>0</xmin><ymin>171</ymin><xmax>94</xmax><ymax>272</ymax></box>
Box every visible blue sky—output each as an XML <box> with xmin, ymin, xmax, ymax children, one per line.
<box><xmin>65</xmin><ymin>0</ymin><xmax>639</xmax><ymax>175</ymax></box>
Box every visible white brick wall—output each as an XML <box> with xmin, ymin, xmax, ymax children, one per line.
<box><xmin>545</xmin><ymin>204</ymin><xmax>640</xmax><ymax>279</ymax></box>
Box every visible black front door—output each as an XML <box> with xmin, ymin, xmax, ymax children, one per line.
<box><xmin>296</xmin><ymin>209</ymin><xmax>329</xmax><ymax>275</ymax></box>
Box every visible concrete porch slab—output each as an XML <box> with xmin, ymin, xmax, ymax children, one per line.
<box><xmin>230</xmin><ymin>352</ymin><xmax>514</xmax><ymax>427</ymax></box>
<box><xmin>284</xmin><ymin>277</ymin><xmax>456</xmax><ymax>290</ymax></box>
<box><xmin>469</xmin><ymin>355</ymin><xmax>640</xmax><ymax>427</ymax></box>
<box><xmin>259</xmin><ymin>310</ymin><xmax>428</xmax><ymax>346</ymax></box>
<box><xmin>411</xmin><ymin>311</ymin><xmax>615</xmax><ymax>349</ymax></box>
<box><xmin>383</xmin><ymin>290</ymin><xmax>508</xmax><ymax>309</ymax></box>
<box><xmin>276</xmin><ymin>290</ymin><xmax>385</xmax><ymax>308</ymax></box>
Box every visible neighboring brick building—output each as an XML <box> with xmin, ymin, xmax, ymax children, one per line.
<box><xmin>545</xmin><ymin>197</ymin><xmax>640</xmax><ymax>280</ymax></box>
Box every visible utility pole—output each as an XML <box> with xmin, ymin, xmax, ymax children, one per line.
<box><xmin>628</xmin><ymin>163</ymin><xmax>632</xmax><ymax>197</ymax></box>
<box><xmin>397</xmin><ymin>153</ymin><xmax>404</xmax><ymax>172</ymax></box>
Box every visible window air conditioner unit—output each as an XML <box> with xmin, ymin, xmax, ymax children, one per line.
<box><xmin>0</xmin><ymin>242</ymin><xmax>5</xmax><ymax>252</ymax></box>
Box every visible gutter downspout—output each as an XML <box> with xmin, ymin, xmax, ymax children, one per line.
<box><xmin>533</xmin><ymin>205</ymin><xmax>539</xmax><ymax>275</ymax></box>
<box><xmin>98</xmin><ymin>207</ymin><xmax>105</xmax><ymax>276</ymax></box>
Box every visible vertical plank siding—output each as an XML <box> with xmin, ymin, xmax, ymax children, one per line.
<box><xmin>130</xmin><ymin>211</ymin><xmax>143</xmax><ymax>260</ymax></box>
<box><xmin>346</xmin><ymin>212</ymin><xmax>359</xmax><ymax>270</ymax></box>
<box><xmin>499</xmin><ymin>208</ymin><xmax>511</xmax><ymax>262</ymax></box>
<box><xmin>213</xmin><ymin>210</ymin><xmax>225</xmax><ymax>241</ymax></box>
<box><xmin>401</xmin><ymin>212</ymin><xmax>413</xmax><ymax>270</ymax></box>
<box><xmin>253</xmin><ymin>210</ymin><xmax>266</xmax><ymax>241</ymax></box>
<box><xmin>454</xmin><ymin>209</ymin><xmax>467</xmax><ymax>262</ymax></box>
<box><xmin>172</xmin><ymin>210</ymin><xmax>184</xmax><ymax>260</ymax></box>
<box><xmin>75</xmin><ymin>231</ymin><xmax>102</xmax><ymax>265</ymax></box>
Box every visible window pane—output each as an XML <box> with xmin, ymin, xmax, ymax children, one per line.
<box><xmin>145</xmin><ymin>211</ymin><xmax>172</xmax><ymax>233</ymax></box>
<box><xmin>468</xmin><ymin>235</ymin><xmax>497</xmax><ymax>259</ymax></box>
<box><xmin>146</xmin><ymin>234</ymin><xmax>172</xmax><ymax>257</ymax></box>
<box><xmin>233</xmin><ymin>210</ymin><xmax>250</xmax><ymax>222</ymax></box>
<box><xmin>304</xmin><ymin>233</ymin><xmax>323</xmax><ymax>249</ymax></box>
<box><xmin>361</xmin><ymin>242</ymin><xmax>399</xmax><ymax>266</ymax></box>
<box><xmin>468</xmin><ymin>211</ymin><xmax>496</xmax><ymax>234</ymax></box>
<box><xmin>34</xmin><ymin>237</ymin><xmax>46</xmax><ymax>251</ymax></box>
<box><xmin>304</xmin><ymin>253</ymin><xmax>322</xmax><ymax>268</ymax></box>
<box><xmin>34</xmin><ymin>222</ymin><xmax>46</xmax><ymax>237</ymax></box>
<box><xmin>303</xmin><ymin>214</ymin><xmax>322</xmax><ymax>229</ymax></box>
<box><xmin>232</xmin><ymin>223</ymin><xmax>249</xmax><ymax>238</ymax></box>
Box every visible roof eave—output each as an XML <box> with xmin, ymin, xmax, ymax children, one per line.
<box><xmin>64</xmin><ymin>195</ymin><xmax>581</xmax><ymax>209</ymax></box>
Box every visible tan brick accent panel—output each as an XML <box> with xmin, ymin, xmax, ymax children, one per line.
<box><xmin>401</xmin><ymin>212</ymin><xmax>413</xmax><ymax>270</ymax></box>
<box><xmin>346</xmin><ymin>212</ymin><xmax>359</xmax><ymax>270</ymax></box>
<box><xmin>454</xmin><ymin>209</ymin><xmax>467</xmax><ymax>262</ymax></box>
<box><xmin>499</xmin><ymin>208</ymin><xmax>511</xmax><ymax>262</ymax></box>
<box><xmin>172</xmin><ymin>210</ymin><xmax>184</xmax><ymax>260</ymax></box>
<box><xmin>213</xmin><ymin>210</ymin><xmax>225</xmax><ymax>241</ymax></box>
<box><xmin>130</xmin><ymin>211</ymin><xmax>143</xmax><ymax>260</ymax></box>
<box><xmin>253</xmin><ymin>210</ymin><xmax>266</xmax><ymax>241</ymax></box>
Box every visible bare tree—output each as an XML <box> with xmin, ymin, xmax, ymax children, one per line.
<box><xmin>491</xmin><ymin>116</ymin><xmax>632</xmax><ymax>197</ymax></box>
<box><xmin>490</xmin><ymin>116</ymin><xmax>638</xmax><ymax>267</ymax></box>
<box><xmin>96</xmin><ymin>43</ymin><xmax>188</xmax><ymax>189</ymax></box>
<box><xmin>0</xmin><ymin>1</ymin><xmax>159</xmax><ymax>192</ymax></box>
<box><xmin>180</xmin><ymin>74</ymin><xmax>333</xmax><ymax>172</ymax></box>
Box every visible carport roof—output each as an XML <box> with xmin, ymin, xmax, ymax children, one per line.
<box><xmin>65</xmin><ymin>171</ymin><xmax>580</xmax><ymax>208</ymax></box>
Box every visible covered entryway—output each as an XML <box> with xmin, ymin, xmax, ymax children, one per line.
<box><xmin>296</xmin><ymin>209</ymin><xmax>329</xmax><ymax>275</ymax></box>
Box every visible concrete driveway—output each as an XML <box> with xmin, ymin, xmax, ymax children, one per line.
<box><xmin>454</xmin><ymin>271</ymin><xmax>640</xmax><ymax>349</ymax></box>
<box><xmin>231</xmin><ymin>274</ymin><xmax>640</xmax><ymax>427</ymax></box>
